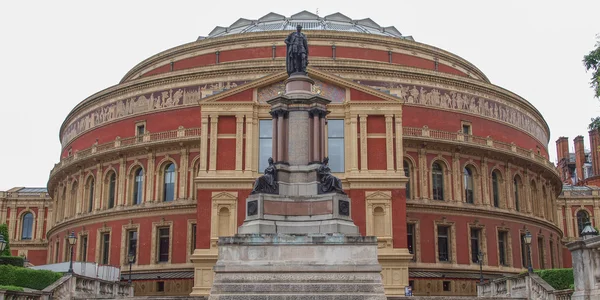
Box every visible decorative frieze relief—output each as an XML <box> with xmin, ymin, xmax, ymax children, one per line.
<box><xmin>61</xmin><ymin>81</ymin><xmax>250</xmax><ymax>147</ymax></box>
<box><xmin>351</xmin><ymin>80</ymin><xmax>548</xmax><ymax>144</ymax></box>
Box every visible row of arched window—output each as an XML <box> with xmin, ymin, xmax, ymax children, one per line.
<box><xmin>56</xmin><ymin>163</ymin><xmax>177</xmax><ymax>222</ymax></box>
<box><xmin>403</xmin><ymin>159</ymin><xmax>554</xmax><ymax>220</ymax></box>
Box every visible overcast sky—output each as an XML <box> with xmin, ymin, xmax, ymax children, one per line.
<box><xmin>0</xmin><ymin>1</ymin><xmax>598</xmax><ymax>191</ymax></box>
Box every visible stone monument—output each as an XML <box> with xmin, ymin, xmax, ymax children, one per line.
<box><xmin>207</xmin><ymin>27</ymin><xmax>386</xmax><ymax>299</ymax></box>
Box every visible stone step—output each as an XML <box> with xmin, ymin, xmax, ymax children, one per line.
<box><xmin>209</xmin><ymin>294</ymin><xmax>387</xmax><ymax>300</ymax></box>
<box><xmin>211</xmin><ymin>282</ymin><xmax>384</xmax><ymax>293</ymax></box>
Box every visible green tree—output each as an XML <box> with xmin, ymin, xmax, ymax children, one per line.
<box><xmin>583</xmin><ymin>36</ymin><xmax>600</xmax><ymax>98</ymax></box>
<box><xmin>0</xmin><ymin>224</ymin><xmax>10</xmax><ymax>256</ymax></box>
<box><xmin>589</xmin><ymin>116</ymin><xmax>600</xmax><ymax>130</ymax></box>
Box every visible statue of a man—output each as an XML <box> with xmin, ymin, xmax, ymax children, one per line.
<box><xmin>285</xmin><ymin>25</ymin><xmax>309</xmax><ymax>75</ymax></box>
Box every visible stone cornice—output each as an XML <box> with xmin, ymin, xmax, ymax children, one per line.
<box><xmin>406</xmin><ymin>202</ymin><xmax>562</xmax><ymax>238</ymax></box>
<box><xmin>120</xmin><ymin>30</ymin><xmax>488</xmax><ymax>84</ymax></box>
<box><xmin>46</xmin><ymin>200</ymin><xmax>196</xmax><ymax>238</ymax></box>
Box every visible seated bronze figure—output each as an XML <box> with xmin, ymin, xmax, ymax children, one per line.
<box><xmin>318</xmin><ymin>157</ymin><xmax>345</xmax><ymax>194</ymax></box>
<box><xmin>251</xmin><ymin>157</ymin><xmax>279</xmax><ymax>194</ymax></box>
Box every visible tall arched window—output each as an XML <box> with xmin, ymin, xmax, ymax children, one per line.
<box><xmin>514</xmin><ymin>176</ymin><xmax>521</xmax><ymax>212</ymax></box>
<box><xmin>86</xmin><ymin>178</ymin><xmax>94</xmax><ymax>213</ymax></box>
<box><xmin>21</xmin><ymin>212</ymin><xmax>33</xmax><ymax>240</ymax></box>
<box><xmin>463</xmin><ymin>167</ymin><xmax>474</xmax><ymax>204</ymax></box>
<box><xmin>403</xmin><ymin>160</ymin><xmax>411</xmax><ymax>200</ymax></box>
<box><xmin>163</xmin><ymin>163</ymin><xmax>175</xmax><ymax>202</ymax></box>
<box><xmin>70</xmin><ymin>182</ymin><xmax>78</xmax><ymax>218</ymax></box>
<box><xmin>492</xmin><ymin>171</ymin><xmax>500</xmax><ymax>208</ymax></box>
<box><xmin>133</xmin><ymin>168</ymin><xmax>144</xmax><ymax>205</ymax></box>
<box><xmin>107</xmin><ymin>172</ymin><xmax>116</xmax><ymax>209</ymax></box>
<box><xmin>432</xmin><ymin>162</ymin><xmax>444</xmax><ymax>200</ymax></box>
<box><xmin>577</xmin><ymin>210</ymin><xmax>590</xmax><ymax>236</ymax></box>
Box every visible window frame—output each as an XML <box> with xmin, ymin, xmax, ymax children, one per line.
<box><xmin>463</xmin><ymin>166</ymin><xmax>475</xmax><ymax>204</ymax></box>
<box><xmin>492</xmin><ymin>171</ymin><xmax>500</xmax><ymax>208</ymax></box>
<box><xmin>132</xmin><ymin>167</ymin><xmax>144</xmax><ymax>205</ymax></box>
<box><xmin>431</xmin><ymin>162</ymin><xmax>445</xmax><ymax>201</ymax></box>
<box><xmin>163</xmin><ymin>163</ymin><xmax>176</xmax><ymax>202</ymax></box>
<box><xmin>258</xmin><ymin>119</ymin><xmax>273</xmax><ymax>173</ymax></box>
<box><xmin>107</xmin><ymin>172</ymin><xmax>116</xmax><ymax>209</ymax></box>
<box><xmin>157</xmin><ymin>227</ymin><xmax>170</xmax><ymax>263</ymax></box>
<box><xmin>20</xmin><ymin>212</ymin><xmax>34</xmax><ymax>240</ymax></box>
<box><xmin>326</xmin><ymin>119</ymin><xmax>345</xmax><ymax>173</ymax></box>
<box><xmin>437</xmin><ymin>226</ymin><xmax>450</xmax><ymax>262</ymax></box>
<box><xmin>86</xmin><ymin>177</ymin><xmax>95</xmax><ymax>213</ymax></box>
<box><xmin>101</xmin><ymin>233</ymin><xmax>110</xmax><ymax>265</ymax></box>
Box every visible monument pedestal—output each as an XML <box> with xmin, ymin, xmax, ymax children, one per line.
<box><xmin>202</xmin><ymin>73</ymin><xmax>387</xmax><ymax>299</ymax></box>
<box><xmin>209</xmin><ymin>234</ymin><xmax>386</xmax><ymax>300</ymax></box>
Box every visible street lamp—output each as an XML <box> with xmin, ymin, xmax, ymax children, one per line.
<box><xmin>524</xmin><ymin>230</ymin><xmax>533</xmax><ymax>273</ymax></box>
<box><xmin>0</xmin><ymin>233</ymin><xmax>6</xmax><ymax>252</ymax></box>
<box><xmin>128</xmin><ymin>251</ymin><xmax>136</xmax><ymax>285</ymax></box>
<box><xmin>67</xmin><ymin>231</ymin><xmax>77</xmax><ymax>274</ymax></box>
<box><xmin>477</xmin><ymin>251</ymin><xmax>484</xmax><ymax>284</ymax></box>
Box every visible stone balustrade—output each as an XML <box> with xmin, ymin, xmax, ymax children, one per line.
<box><xmin>478</xmin><ymin>272</ymin><xmax>573</xmax><ymax>300</ymax></box>
<box><xmin>0</xmin><ymin>273</ymin><xmax>133</xmax><ymax>300</ymax></box>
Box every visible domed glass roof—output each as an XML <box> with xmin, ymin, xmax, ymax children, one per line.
<box><xmin>201</xmin><ymin>11</ymin><xmax>414</xmax><ymax>41</ymax></box>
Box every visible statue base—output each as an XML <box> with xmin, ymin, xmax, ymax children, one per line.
<box><xmin>238</xmin><ymin>192</ymin><xmax>359</xmax><ymax>235</ymax></box>
<box><xmin>207</xmin><ymin>234</ymin><xmax>386</xmax><ymax>300</ymax></box>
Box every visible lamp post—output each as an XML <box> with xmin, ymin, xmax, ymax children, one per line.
<box><xmin>0</xmin><ymin>233</ymin><xmax>6</xmax><ymax>253</ymax></box>
<box><xmin>524</xmin><ymin>230</ymin><xmax>533</xmax><ymax>273</ymax></box>
<box><xmin>67</xmin><ymin>231</ymin><xmax>77</xmax><ymax>274</ymax></box>
<box><xmin>478</xmin><ymin>251</ymin><xmax>484</xmax><ymax>284</ymax></box>
<box><xmin>128</xmin><ymin>251</ymin><xmax>136</xmax><ymax>285</ymax></box>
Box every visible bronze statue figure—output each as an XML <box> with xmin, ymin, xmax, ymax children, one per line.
<box><xmin>251</xmin><ymin>157</ymin><xmax>279</xmax><ymax>194</ymax></box>
<box><xmin>285</xmin><ymin>25</ymin><xmax>309</xmax><ymax>75</ymax></box>
<box><xmin>318</xmin><ymin>157</ymin><xmax>345</xmax><ymax>194</ymax></box>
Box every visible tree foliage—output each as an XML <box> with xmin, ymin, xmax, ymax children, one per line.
<box><xmin>0</xmin><ymin>224</ymin><xmax>9</xmax><ymax>256</ymax></box>
<box><xmin>589</xmin><ymin>116</ymin><xmax>600</xmax><ymax>130</ymax></box>
<box><xmin>583</xmin><ymin>36</ymin><xmax>600</xmax><ymax>98</ymax></box>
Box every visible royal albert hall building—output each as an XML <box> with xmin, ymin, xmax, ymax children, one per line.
<box><xmin>44</xmin><ymin>11</ymin><xmax>564</xmax><ymax>297</ymax></box>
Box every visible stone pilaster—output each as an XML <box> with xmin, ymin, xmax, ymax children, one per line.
<box><xmin>481</xmin><ymin>157</ymin><xmax>490</xmax><ymax>206</ymax></box>
<box><xmin>95</xmin><ymin>164</ymin><xmax>102</xmax><ymax>211</ymax></box>
<box><xmin>179</xmin><ymin>147</ymin><xmax>189</xmax><ymax>199</ymax></box>
<box><xmin>37</xmin><ymin>205</ymin><xmax>45</xmax><ymax>241</ymax></box>
<box><xmin>452</xmin><ymin>152</ymin><xmax>461</xmax><ymax>202</ymax></box>
<box><xmin>524</xmin><ymin>170</ymin><xmax>532</xmax><ymax>214</ymax></box>
<box><xmin>145</xmin><ymin>152</ymin><xmax>155</xmax><ymax>203</ymax></box>
<box><xmin>8</xmin><ymin>202</ymin><xmax>17</xmax><ymax>239</ymax></box>
<box><xmin>66</xmin><ymin>179</ymin><xmax>72</xmax><ymax>219</ymax></box>
<box><xmin>76</xmin><ymin>172</ymin><xmax>84</xmax><ymax>214</ymax></box>
<box><xmin>350</xmin><ymin>115</ymin><xmax>359</xmax><ymax>172</ymax></box>
<box><xmin>359</xmin><ymin>115</ymin><xmax>368</xmax><ymax>171</ymax></box>
<box><xmin>566</xmin><ymin>205</ymin><xmax>574</xmax><ymax>238</ymax></box>
<box><xmin>209</xmin><ymin>115</ymin><xmax>218</xmax><ymax>171</ymax></box>
<box><xmin>505</xmin><ymin>163</ymin><xmax>513</xmax><ymax>210</ymax></box>
<box><xmin>418</xmin><ymin>148</ymin><xmax>427</xmax><ymax>199</ymax></box>
<box><xmin>235</xmin><ymin>115</ymin><xmax>244</xmax><ymax>171</ymax></box>
<box><xmin>244</xmin><ymin>113</ymin><xmax>255</xmax><ymax>172</ymax></box>
<box><xmin>394</xmin><ymin>114</ymin><xmax>403</xmax><ymax>172</ymax></box>
<box><xmin>199</xmin><ymin>116</ymin><xmax>209</xmax><ymax>172</ymax></box>
<box><xmin>385</xmin><ymin>115</ymin><xmax>394</xmax><ymax>171</ymax></box>
<box><xmin>118</xmin><ymin>157</ymin><xmax>126</xmax><ymax>207</ymax></box>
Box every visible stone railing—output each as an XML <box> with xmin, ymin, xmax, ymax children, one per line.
<box><xmin>0</xmin><ymin>273</ymin><xmax>133</xmax><ymax>300</ymax></box>
<box><xmin>478</xmin><ymin>272</ymin><xmax>573</xmax><ymax>300</ymax></box>
<box><xmin>404</xmin><ymin>126</ymin><xmax>558</xmax><ymax>176</ymax></box>
<box><xmin>50</xmin><ymin>127</ymin><xmax>201</xmax><ymax>178</ymax></box>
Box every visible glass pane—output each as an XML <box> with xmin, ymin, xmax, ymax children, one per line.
<box><xmin>328</xmin><ymin>139</ymin><xmax>344</xmax><ymax>172</ymax></box>
<box><xmin>327</xmin><ymin>120</ymin><xmax>344</xmax><ymax>138</ymax></box>
<box><xmin>259</xmin><ymin>120</ymin><xmax>273</xmax><ymax>138</ymax></box>
<box><xmin>258</xmin><ymin>139</ymin><xmax>272</xmax><ymax>172</ymax></box>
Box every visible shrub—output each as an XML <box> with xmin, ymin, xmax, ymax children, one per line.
<box><xmin>535</xmin><ymin>268</ymin><xmax>574</xmax><ymax>290</ymax></box>
<box><xmin>0</xmin><ymin>285</ymin><xmax>24</xmax><ymax>292</ymax></box>
<box><xmin>0</xmin><ymin>256</ymin><xmax>24</xmax><ymax>267</ymax></box>
<box><xmin>0</xmin><ymin>265</ymin><xmax>62</xmax><ymax>290</ymax></box>
<box><xmin>0</xmin><ymin>224</ymin><xmax>9</xmax><ymax>256</ymax></box>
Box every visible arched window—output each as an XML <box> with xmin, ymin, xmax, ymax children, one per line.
<box><xmin>577</xmin><ymin>210</ymin><xmax>590</xmax><ymax>236</ymax></box>
<box><xmin>492</xmin><ymin>171</ymin><xmax>500</xmax><ymax>208</ymax></box>
<box><xmin>163</xmin><ymin>163</ymin><xmax>175</xmax><ymax>202</ymax></box>
<box><xmin>21</xmin><ymin>212</ymin><xmax>34</xmax><ymax>240</ymax></box>
<box><xmin>133</xmin><ymin>168</ymin><xmax>144</xmax><ymax>205</ymax></box>
<box><xmin>432</xmin><ymin>162</ymin><xmax>444</xmax><ymax>200</ymax></box>
<box><xmin>403</xmin><ymin>160</ymin><xmax>411</xmax><ymax>200</ymax></box>
<box><xmin>86</xmin><ymin>178</ymin><xmax>94</xmax><ymax>213</ymax></box>
<box><xmin>463</xmin><ymin>167</ymin><xmax>474</xmax><ymax>204</ymax></box>
<box><xmin>107</xmin><ymin>172</ymin><xmax>116</xmax><ymax>209</ymax></box>
<box><xmin>514</xmin><ymin>176</ymin><xmax>521</xmax><ymax>212</ymax></box>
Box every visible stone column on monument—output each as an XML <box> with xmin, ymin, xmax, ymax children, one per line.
<box><xmin>271</xmin><ymin>112</ymin><xmax>278</xmax><ymax>162</ymax></box>
<box><xmin>277</xmin><ymin>111</ymin><xmax>285</xmax><ymax>163</ymax></box>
